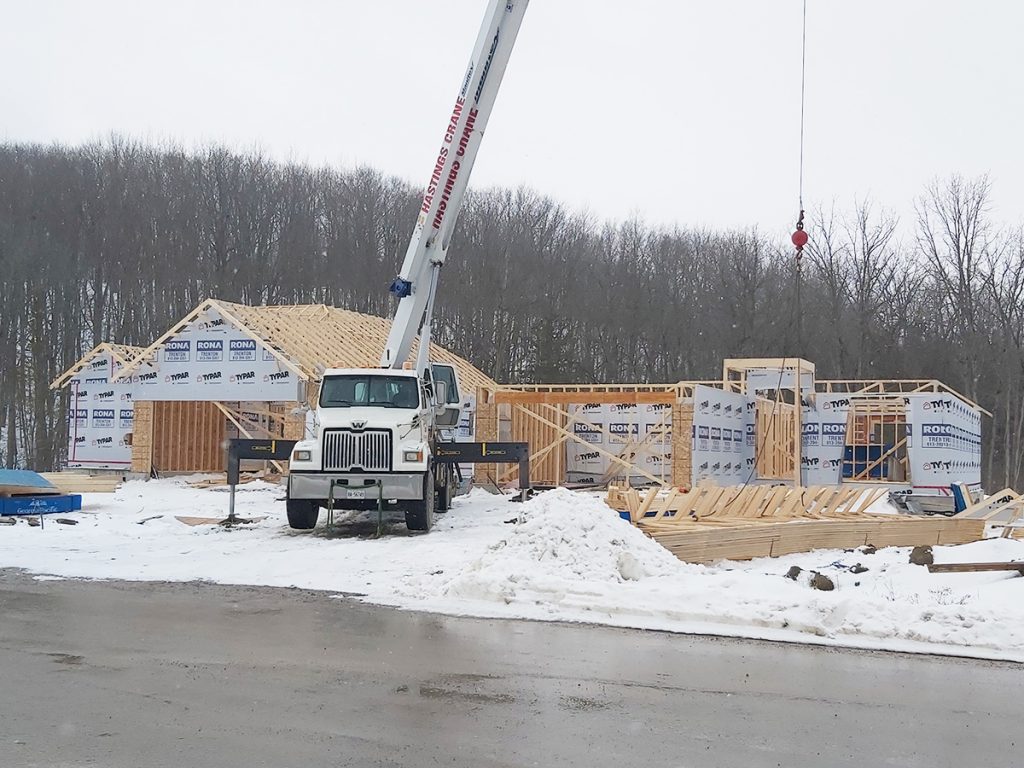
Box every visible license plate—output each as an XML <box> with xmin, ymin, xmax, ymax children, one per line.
<box><xmin>344</xmin><ymin>489</ymin><xmax>366</xmax><ymax>500</ymax></box>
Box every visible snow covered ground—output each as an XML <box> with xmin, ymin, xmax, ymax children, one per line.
<box><xmin>2</xmin><ymin>477</ymin><xmax>1023</xmax><ymax>662</ymax></box>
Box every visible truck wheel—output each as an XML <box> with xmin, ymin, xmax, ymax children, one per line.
<box><xmin>286</xmin><ymin>498</ymin><xmax>319</xmax><ymax>530</ymax></box>
<box><xmin>405</xmin><ymin>475</ymin><xmax>435</xmax><ymax>532</ymax></box>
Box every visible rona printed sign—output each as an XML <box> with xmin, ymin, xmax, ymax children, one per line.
<box><xmin>124</xmin><ymin>308</ymin><xmax>302</xmax><ymax>401</ymax></box>
<box><xmin>67</xmin><ymin>375</ymin><xmax>132</xmax><ymax>469</ymax></box>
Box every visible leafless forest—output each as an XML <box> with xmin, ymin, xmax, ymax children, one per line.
<box><xmin>2</xmin><ymin>140</ymin><xmax>1022</xmax><ymax>487</ymax></box>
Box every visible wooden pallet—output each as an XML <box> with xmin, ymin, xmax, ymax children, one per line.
<box><xmin>606</xmin><ymin>484</ymin><xmax>984</xmax><ymax>563</ymax></box>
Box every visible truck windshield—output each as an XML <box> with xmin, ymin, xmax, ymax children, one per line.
<box><xmin>319</xmin><ymin>375</ymin><xmax>421</xmax><ymax>409</ymax></box>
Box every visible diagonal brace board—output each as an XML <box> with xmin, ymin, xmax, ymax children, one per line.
<box><xmin>512</xmin><ymin>404</ymin><xmax>668</xmax><ymax>486</ymax></box>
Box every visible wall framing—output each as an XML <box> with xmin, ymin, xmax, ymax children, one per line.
<box><xmin>477</xmin><ymin>359</ymin><xmax>988</xmax><ymax>491</ymax></box>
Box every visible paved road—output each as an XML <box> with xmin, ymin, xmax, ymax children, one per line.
<box><xmin>0</xmin><ymin>571</ymin><xmax>1019</xmax><ymax>768</ymax></box>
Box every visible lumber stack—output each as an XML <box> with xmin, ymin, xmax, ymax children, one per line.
<box><xmin>607</xmin><ymin>483</ymin><xmax>891</xmax><ymax>523</ymax></box>
<box><xmin>953</xmin><ymin>487</ymin><xmax>1022</xmax><ymax>521</ymax></box>
<box><xmin>39</xmin><ymin>472</ymin><xmax>122</xmax><ymax>494</ymax></box>
<box><xmin>605</xmin><ymin>484</ymin><xmax>986</xmax><ymax>564</ymax></box>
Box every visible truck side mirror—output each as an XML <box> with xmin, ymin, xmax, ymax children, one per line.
<box><xmin>434</xmin><ymin>380</ymin><xmax>448</xmax><ymax>409</ymax></box>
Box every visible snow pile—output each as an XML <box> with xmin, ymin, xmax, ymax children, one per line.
<box><xmin>441</xmin><ymin>487</ymin><xmax>692</xmax><ymax>604</ymax></box>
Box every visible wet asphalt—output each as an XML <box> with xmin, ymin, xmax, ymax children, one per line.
<box><xmin>0</xmin><ymin>570</ymin><xmax>1019</xmax><ymax>768</ymax></box>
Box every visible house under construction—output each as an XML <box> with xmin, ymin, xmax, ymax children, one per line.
<box><xmin>476</xmin><ymin>358</ymin><xmax>985</xmax><ymax>503</ymax></box>
<box><xmin>50</xmin><ymin>299</ymin><xmax>494</xmax><ymax>475</ymax></box>
<box><xmin>52</xmin><ymin>312</ymin><xmax>985</xmax><ymax>506</ymax></box>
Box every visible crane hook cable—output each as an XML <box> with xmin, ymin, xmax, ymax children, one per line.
<box><xmin>792</xmin><ymin>0</ymin><xmax>809</xmax><ymax>244</ymax></box>
<box><xmin>798</xmin><ymin>0</ymin><xmax>808</xmax><ymax>215</ymax></box>
<box><xmin>791</xmin><ymin>0</ymin><xmax>809</xmax><ymax>356</ymax></box>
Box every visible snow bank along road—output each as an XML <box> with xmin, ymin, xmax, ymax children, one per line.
<box><xmin>1</xmin><ymin>573</ymin><xmax>1020</xmax><ymax>768</ymax></box>
<box><xmin>2</xmin><ymin>478</ymin><xmax>1024</xmax><ymax>661</ymax></box>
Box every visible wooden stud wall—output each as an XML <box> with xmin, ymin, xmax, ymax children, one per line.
<box><xmin>473</xmin><ymin>389</ymin><xmax>499</xmax><ymax>485</ymax></box>
<box><xmin>844</xmin><ymin>398</ymin><xmax>909</xmax><ymax>482</ymax></box>
<box><xmin>132</xmin><ymin>399</ymin><xmax>307</xmax><ymax>474</ymax></box>
<box><xmin>509</xmin><ymin>403</ymin><xmax>565</xmax><ymax>485</ymax></box>
<box><xmin>470</xmin><ymin>366</ymin><xmax>989</xmax><ymax>491</ymax></box>
<box><xmin>150</xmin><ymin>401</ymin><xmax>226</xmax><ymax>473</ymax></box>
<box><xmin>756</xmin><ymin>400</ymin><xmax>796</xmax><ymax>480</ymax></box>
<box><xmin>477</xmin><ymin>387</ymin><xmax>682</xmax><ymax>488</ymax></box>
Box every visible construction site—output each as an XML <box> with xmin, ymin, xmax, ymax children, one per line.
<box><xmin>5</xmin><ymin>0</ymin><xmax>1020</xmax><ymax>613</ymax></box>
<box><xmin>36</xmin><ymin>316</ymin><xmax>1004</xmax><ymax>560</ymax></box>
<box><xmin>5</xmin><ymin>300</ymin><xmax>1014</xmax><ymax>651</ymax></box>
<box><xmin>3</xmin><ymin>3</ymin><xmax>1024</xmax><ymax>766</ymax></box>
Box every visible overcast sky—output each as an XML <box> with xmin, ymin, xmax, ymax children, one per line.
<box><xmin>3</xmin><ymin>1</ymin><xmax>1022</xmax><ymax>238</ymax></box>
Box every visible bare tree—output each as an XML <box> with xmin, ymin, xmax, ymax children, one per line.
<box><xmin>915</xmin><ymin>174</ymin><xmax>998</xmax><ymax>403</ymax></box>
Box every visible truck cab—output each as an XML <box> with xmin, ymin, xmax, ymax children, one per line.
<box><xmin>286</xmin><ymin>364</ymin><xmax>461</xmax><ymax>532</ymax></box>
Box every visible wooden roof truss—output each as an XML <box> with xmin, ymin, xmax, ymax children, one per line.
<box><xmin>50</xmin><ymin>342</ymin><xmax>146</xmax><ymax>390</ymax></box>
<box><xmin>112</xmin><ymin>298</ymin><xmax>495</xmax><ymax>391</ymax></box>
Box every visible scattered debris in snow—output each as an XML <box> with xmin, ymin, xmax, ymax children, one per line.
<box><xmin>1</xmin><ymin>478</ymin><xmax>1023</xmax><ymax>662</ymax></box>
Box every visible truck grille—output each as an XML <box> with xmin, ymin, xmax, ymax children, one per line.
<box><xmin>322</xmin><ymin>429</ymin><xmax>392</xmax><ymax>472</ymax></box>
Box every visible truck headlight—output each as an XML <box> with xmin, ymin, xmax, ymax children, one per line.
<box><xmin>403</xmin><ymin>449</ymin><xmax>423</xmax><ymax>462</ymax></box>
<box><xmin>293</xmin><ymin>450</ymin><xmax>312</xmax><ymax>462</ymax></box>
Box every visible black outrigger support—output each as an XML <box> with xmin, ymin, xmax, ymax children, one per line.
<box><xmin>433</xmin><ymin>441</ymin><xmax>531</xmax><ymax>501</ymax></box>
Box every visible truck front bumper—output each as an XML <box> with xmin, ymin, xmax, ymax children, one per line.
<box><xmin>288</xmin><ymin>472</ymin><xmax>425</xmax><ymax>501</ymax></box>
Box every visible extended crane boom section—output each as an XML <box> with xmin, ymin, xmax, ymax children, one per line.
<box><xmin>381</xmin><ymin>0</ymin><xmax>529</xmax><ymax>370</ymax></box>
<box><xmin>287</xmin><ymin>0</ymin><xmax>529</xmax><ymax>534</ymax></box>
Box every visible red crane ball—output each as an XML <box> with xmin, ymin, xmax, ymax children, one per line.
<box><xmin>791</xmin><ymin>229</ymin><xmax>809</xmax><ymax>249</ymax></box>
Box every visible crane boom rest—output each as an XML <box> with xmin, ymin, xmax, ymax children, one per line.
<box><xmin>383</xmin><ymin>0</ymin><xmax>529</xmax><ymax>373</ymax></box>
<box><xmin>285</xmin><ymin>0</ymin><xmax>529</xmax><ymax>534</ymax></box>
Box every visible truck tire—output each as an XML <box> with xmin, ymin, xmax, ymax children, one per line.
<box><xmin>286</xmin><ymin>498</ymin><xmax>319</xmax><ymax>530</ymax></box>
<box><xmin>405</xmin><ymin>474</ymin><xmax>435</xmax><ymax>532</ymax></box>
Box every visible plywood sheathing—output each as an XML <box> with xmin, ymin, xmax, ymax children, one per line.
<box><xmin>473</xmin><ymin>388</ymin><xmax>500</xmax><ymax>485</ymax></box>
<box><xmin>131</xmin><ymin>401</ymin><xmax>155</xmax><ymax>473</ymax></box>
<box><xmin>672</xmin><ymin>403</ymin><xmax>693</xmax><ymax>489</ymax></box>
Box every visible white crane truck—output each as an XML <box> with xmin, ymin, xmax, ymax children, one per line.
<box><xmin>285</xmin><ymin>0</ymin><xmax>530</xmax><ymax>532</ymax></box>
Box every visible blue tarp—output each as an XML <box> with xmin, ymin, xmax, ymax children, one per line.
<box><xmin>951</xmin><ymin>483</ymin><xmax>970</xmax><ymax>513</ymax></box>
<box><xmin>0</xmin><ymin>469</ymin><xmax>58</xmax><ymax>493</ymax></box>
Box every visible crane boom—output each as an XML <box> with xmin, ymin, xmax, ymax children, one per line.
<box><xmin>381</xmin><ymin>0</ymin><xmax>529</xmax><ymax>369</ymax></box>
